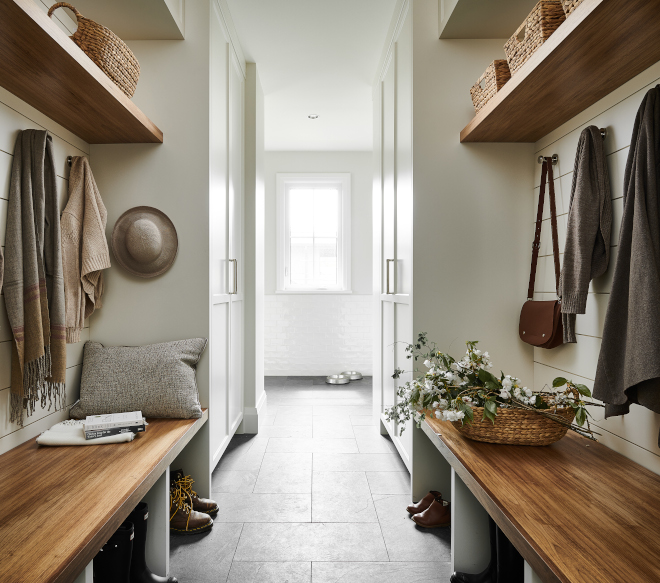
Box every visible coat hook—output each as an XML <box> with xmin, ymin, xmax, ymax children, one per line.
<box><xmin>537</xmin><ymin>154</ymin><xmax>558</xmax><ymax>165</ymax></box>
<box><xmin>66</xmin><ymin>156</ymin><xmax>72</xmax><ymax>167</ymax></box>
<box><xmin>600</xmin><ymin>127</ymin><xmax>607</xmax><ymax>139</ymax></box>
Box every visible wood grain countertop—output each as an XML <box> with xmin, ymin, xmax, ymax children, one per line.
<box><xmin>0</xmin><ymin>411</ymin><xmax>208</xmax><ymax>583</ymax></box>
<box><xmin>423</xmin><ymin>417</ymin><xmax>660</xmax><ymax>583</ymax></box>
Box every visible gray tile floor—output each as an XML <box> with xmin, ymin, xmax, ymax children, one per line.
<box><xmin>171</xmin><ymin>376</ymin><xmax>451</xmax><ymax>582</ymax></box>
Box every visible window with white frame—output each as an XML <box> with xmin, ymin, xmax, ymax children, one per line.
<box><xmin>276</xmin><ymin>173</ymin><xmax>351</xmax><ymax>292</ymax></box>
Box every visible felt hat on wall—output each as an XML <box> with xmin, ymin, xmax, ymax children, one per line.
<box><xmin>111</xmin><ymin>206</ymin><xmax>178</xmax><ymax>278</ymax></box>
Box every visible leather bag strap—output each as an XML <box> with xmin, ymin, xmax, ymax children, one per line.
<box><xmin>547</xmin><ymin>160</ymin><xmax>561</xmax><ymax>295</ymax></box>
<box><xmin>527</xmin><ymin>158</ymin><xmax>561</xmax><ymax>300</ymax></box>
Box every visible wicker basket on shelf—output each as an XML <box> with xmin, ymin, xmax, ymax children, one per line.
<box><xmin>504</xmin><ymin>0</ymin><xmax>566</xmax><ymax>76</ymax></box>
<box><xmin>48</xmin><ymin>2</ymin><xmax>140</xmax><ymax>98</ymax></box>
<box><xmin>560</xmin><ymin>0</ymin><xmax>585</xmax><ymax>16</ymax></box>
<box><xmin>470</xmin><ymin>60</ymin><xmax>511</xmax><ymax>113</ymax></box>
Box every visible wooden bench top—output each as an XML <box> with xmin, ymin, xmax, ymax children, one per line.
<box><xmin>0</xmin><ymin>411</ymin><xmax>208</xmax><ymax>583</ymax></box>
<box><xmin>423</xmin><ymin>417</ymin><xmax>660</xmax><ymax>583</ymax></box>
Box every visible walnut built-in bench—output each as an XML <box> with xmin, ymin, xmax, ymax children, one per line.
<box><xmin>418</xmin><ymin>417</ymin><xmax>660</xmax><ymax>583</ymax></box>
<box><xmin>0</xmin><ymin>410</ymin><xmax>208</xmax><ymax>583</ymax></box>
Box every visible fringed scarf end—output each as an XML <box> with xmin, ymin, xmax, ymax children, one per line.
<box><xmin>23</xmin><ymin>354</ymin><xmax>47</xmax><ymax>416</ymax></box>
<box><xmin>9</xmin><ymin>392</ymin><xmax>24</xmax><ymax>427</ymax></box>
<box><xmin>45</xmin><ymin>381</ymin><xmax>66</xmax><ymax>412</ymax></box>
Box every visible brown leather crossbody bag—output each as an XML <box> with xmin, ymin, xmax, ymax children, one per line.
<box><xmin>519</xmin><ymin>157</ymin><xmax>563</xmax><ymax>349</ymax></box>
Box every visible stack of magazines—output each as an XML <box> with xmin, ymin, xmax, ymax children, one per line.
<box><xmin>83</xmin><ymin>411</ymin><xmax>147</xmax><ymax>440</ymax></box>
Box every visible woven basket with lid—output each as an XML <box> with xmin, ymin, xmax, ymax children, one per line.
<box><xmin>470</xmin><ymin>60</ymin><xmax>511</xmax><ymax>114</ymax></box>
<box><xmin>48</xmin><ymin>2</ymin><xmax>140</xmax><ymax>98</ymax></box>
<box><xmin>504</xmin><ymin>0</ymin><xmax>566</xmax><ymax>76</ymax></box>
<box><xmin>560</xmin><ymin>0</ymin><xmax>585</xmax><ymax>16</ymax></box>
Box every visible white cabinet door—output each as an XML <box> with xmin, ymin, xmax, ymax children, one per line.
<box><xmin>377</xmin><ymin>5</ymin><xmax>413</xmax><ymax>471</ymax></box>
<box><xmin>392</xmin><ymin>10</ymin><xmax>413</xmax><ymax>467</ymax></box>
<box><xmin>209</xmin><ymin>6</ymin><xmax>246</xmax><ymax>467</ymax></box>
<box><xmin>209</xmin><ymin>7</ymin><xmax>230</xmax><ymax>467</ymax></box>
<box><xmin>380</xmin><ymin>53</ymin><xmax>397</xmax><ymax>434</ymax></box>
<box><xmin>228</xmin><ymin>52</ymin><xmax>245</xmax><ymax>435</ymax></box>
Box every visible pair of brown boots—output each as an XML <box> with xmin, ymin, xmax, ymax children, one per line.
<box><xmin>406</xmin><ymin>490</ymin><xmax>451</xmax><ymax>528</ymax></box>
<box><xmin>169</xmin><ymin>469</ymin><xmax>219</xmax><ymax>535</ymax></box>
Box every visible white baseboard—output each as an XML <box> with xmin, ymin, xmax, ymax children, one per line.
<box><xmin>241</xmin><ymin>391</ymin><xmax>267</xmax><ymax>434</ymax></box>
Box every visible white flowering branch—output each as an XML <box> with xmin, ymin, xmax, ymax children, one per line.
<box><xmin>384</xmin><ymin>335</ymin><xmax>602</xmax><ymax>441</ymax></box>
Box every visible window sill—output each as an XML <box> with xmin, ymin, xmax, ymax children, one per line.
<box><xmin>275</xmin><ymin>290</ymin><xmax>353</xmax><ymax>295</ymax></box>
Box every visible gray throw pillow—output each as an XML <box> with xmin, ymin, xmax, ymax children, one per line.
<box><xmin>70</xmin><ymin>338</ymin><xmax>207</xmax><ymax>419</ymax></box>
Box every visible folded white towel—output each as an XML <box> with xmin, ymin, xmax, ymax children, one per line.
<box><xmin>37</xmin><ymin>419</ymin><xmax>135</xmax><ymax>446</ymax></box>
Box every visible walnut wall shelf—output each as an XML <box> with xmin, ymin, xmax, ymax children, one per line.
<box><xmin>0</xmin><ymin>0</ymin><xmax>163</xmax><ymax>144</ymax></box>
<box><xmin>460</xmin><ymin>0</ymin><xmax>660</xmax><ymax>143</ymax></box>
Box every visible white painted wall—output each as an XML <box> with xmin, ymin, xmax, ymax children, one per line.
<box><xmin>411</xmin><ymin>0</ymin><xmax>535</xmax><ymax>384</ymax></box>
<box><xmin>264</xmin><ymin>151</ymin><xmax>373</xmax><ymax>376</ymax></box>
<box><xmin>0</xmin><ymin>84</ymin><xmax>90</xmax><ymax>454</ymax></box>
<box><xmin>533</xmin><ymin>60</ymin><xmax>660</xmax><ymax>474</ymax></box>
<box><xmin>89</xmin><ymin>3</ymin><xmax>211</xmax><ymax>414</ymax></box>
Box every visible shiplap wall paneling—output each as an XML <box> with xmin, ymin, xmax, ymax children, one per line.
<box><xmin>0</xmin><ymin>83</ymin><xmax>90</xmax><ymax>454</ymax></box>
<box><xmin>532</xmin><ymin>59</ymin><xmax>660</xmax><ymax>474</ymax></box>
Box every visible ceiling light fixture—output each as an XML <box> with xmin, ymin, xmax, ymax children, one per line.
<box><xmin>308</xmin><ymin>114</ymin><xmax>319</xmax><ymax>119</ymax></box>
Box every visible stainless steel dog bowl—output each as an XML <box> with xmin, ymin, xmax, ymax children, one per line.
<box><xmin>326</xmin><ymin>374</ymin><xmax>351</xmax><ymax>385</ymax></box>
<box><xmin>341</xmin><ymin>371</ymin><xmax>363</xmax><ymax>380</ymax></box>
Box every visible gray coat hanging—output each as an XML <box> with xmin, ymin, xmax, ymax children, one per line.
<box><xmin>593</xmin><ymin>85</ymin><xmax>660</xmax><ymax>443</ymax></box>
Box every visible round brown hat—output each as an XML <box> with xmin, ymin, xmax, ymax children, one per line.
<box><xmin>111</xmin><ymin>206</ymin><xmax>178</xmax><ymax>278</ymax></box>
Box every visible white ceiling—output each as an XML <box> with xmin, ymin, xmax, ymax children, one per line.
<box><xmin>226</xmin><ymin>0</ymin><xmax>398</xmax><ymax>151</ymax></box>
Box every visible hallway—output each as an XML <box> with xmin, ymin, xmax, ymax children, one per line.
<box><xmin>170</xmin><ymin>377</ymin><xmax>451</xmax><ymax>582</ymax></box>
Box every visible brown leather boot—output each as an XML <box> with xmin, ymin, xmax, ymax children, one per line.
<box><xmin>412</xmin><ymin>495</ymin><xmax>451</xmax><ymax>528</ymax></box>
<box><xmin>406</xmin><ymin>490</ymin><xmax>442</xmax><ymax>515</ymax></box>
<box><xmin>169</xmin><ymin>483</ymin><xmax>213</xmax><ymax>535</ymax></box>
<box><xmin>171</xmin><ymin>469</ymin><xmax>219</xmax><ymax>517</ymax></box>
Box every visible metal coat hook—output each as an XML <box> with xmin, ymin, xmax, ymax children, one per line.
<box><xmin>66</xmin><ymin>156</ymin><xmax>72</xmax><ymax>167</ymax></box>
<box><xmin>536</xmin><ymin>129</ymin><xmax>606</xmax><ymax>165</ymax></box>
<box><xmin>537</xmin><ymin>154</ymin><xmax>558</xmax><ymax>165</ymax></box>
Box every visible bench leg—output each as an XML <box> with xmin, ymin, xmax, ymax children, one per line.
<box><xmin>451</xmin><ymin>468</ymin><xmax>491</xmax><ymax>575</ymax></box>
<box><xmin>73</xmin><ymin>561</ymin><xmax>92</xmax><ymax>583</ymax></box>
<box><xmin>524</xmin><ymin>562</ymin><xmax>543</xmax><ymax>583</ymax></box>
<box><xmin>172</xmin><ymin>421</ymin><xmax>211</xmax><ymax>499</ymax></box>
<box><xmin>411</xmin><ymin>424</ymin><xmax>451</xmax><ymax>502</ymax></box>
<box><xmin>141</xmin><ymin>468</ymin><xmax>170</xmax><ymax>577</ymax></box>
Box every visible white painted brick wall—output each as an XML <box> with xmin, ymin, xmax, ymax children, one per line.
<box><xmin>264</xmin><ymin>294</ymin><xmax>373</xmax><ymax>375</ymax></box>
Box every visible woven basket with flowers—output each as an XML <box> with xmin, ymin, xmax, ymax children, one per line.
<box><xmin>385</xmin><ymin>334</ymin><xmax>601</xmax><ymax>446</ymax></box>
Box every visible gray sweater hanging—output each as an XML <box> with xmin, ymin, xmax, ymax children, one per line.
<box><xmin>560</xmin><ymin>125</ymin><xmax>612</xmax><ymax>343</ymax></box>
<box><xmin>593</xmin><ymin>85</ymin><xmax>660</xmax><ymax>444</ymax></box>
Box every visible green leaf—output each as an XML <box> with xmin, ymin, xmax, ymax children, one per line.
<box><xmin>478</xmin><ymin>369</ymin><xmax>496</xmax><ymax>384</ymax></box>
<box><xmin>575</xmin><ymin>407</ymin><xmax>587</xmax><ymax>427</ymax></box>
<box><xmin>483</xmin><ymin>381</ymin><xmax>498</xmax><ymax>392</ymax></box>
<box><xmin>575</xmin><ymin>384</ymin><xmax>592</xmax><ymax>397</ymax></box>
<box><xmin>482</xmin><ymin>407</ymin><xmax>496</xmax><ymax>425</ymax></box>
<box><xmin>534</xmin><ymin>395</ymin><xmax>549</xmax><ymax>409</ymax></box>
<box><xmin>485</xmin><ymin>400</ymin><xmax>498</xmax><ymax>415</ymax></box>
<box><xmin>552</xmin><ymin>377</ymin><xmax>568</xmax><ymax>388</ymax></box>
